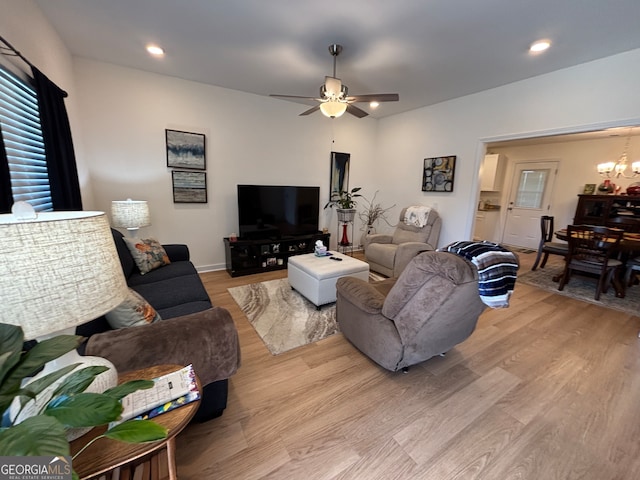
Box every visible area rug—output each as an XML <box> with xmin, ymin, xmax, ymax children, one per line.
<box><xmin>518</xmin><ymin>261</ymin><xmax>639</xmax><ymax>317</ymax></box>
<box><xmin>228</xmin><ymin>272</ymin><xmax>386</xmax><ymax>355</ymax></box>
<box><xmin>228</xmin><ymin>278</ymin><xmax>338</xmax><ymax>355</ymax></box>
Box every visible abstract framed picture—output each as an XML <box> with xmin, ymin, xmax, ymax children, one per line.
<box><xmin>422</xmin><ymin>155</ymin><xmax>456</xmax><ymax>192</ymax></box>
<box><xmin>172</xmin><ymin>170</ymin><xmax>207</xmax><ymax>203</ymax></box>
<box><xmin>330</xmin><ymin>151</ymin><xmax>350</xmax><ymax>194</ymax></box>
<box><xmin>166</xmin><ymin>129</ymin><xmax>206</xmax><ymax>170</ymax></box>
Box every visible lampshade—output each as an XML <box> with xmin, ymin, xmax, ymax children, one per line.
<box><xmin>0</xmin><ymin>209</ymin><xmax>128</xmax><ymax>340</ymax></box>
<box><xmin>320</xmin><ymin>100</ymin><xmax>347</xmax><ymax>118</ymax></box>
<box><xmin>111</xmin><ymin>199</ymin><xmax>151</xmax><ymax>230</ymax></box>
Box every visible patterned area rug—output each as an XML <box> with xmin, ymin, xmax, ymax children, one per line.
<box><xmin>518</xmin><ymin>260</ymin><xmax>640</xmax><ymax>317</ymax></box>
<box><xmin>228</xmin><ymin>278</ymin><xmax>338</xmax><ymax>355</ymax></box>
<box><xmin>228</xmin><ymin>272</ymin><xmax>386</xmax><ymax>355</ymax></box>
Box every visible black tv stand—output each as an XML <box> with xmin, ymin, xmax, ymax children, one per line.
<box><xmin>223</xmin><ymin>232</ymin><xmax>330</xmax><ymax>277</ymax></box>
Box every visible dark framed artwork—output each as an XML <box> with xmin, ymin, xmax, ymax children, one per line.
<box><xmin>422</xmin><ymin>155</ymin><xmax>456</xmax><ymax>192</ymax></box>
<box><xmin>583</xmin><ymin>183</ymin><xmax>596</xmax><ymax>194</ymax></box>
<box><xmin>166</xmin><ymin>129</ymin><xmax>206</xmax><ymax>170</ymax></box>
<box><xmin>330</xmin><ymin>151</ymin><xmax>350</xmax><ymax>194</ymax></box>
<box><xmin>172</xmin><ymin>170</ymin><xmax>207</xmax><ymax>203</ymax></box>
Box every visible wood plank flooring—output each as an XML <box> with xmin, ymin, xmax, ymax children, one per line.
<box><xmin>175</xmin><ymin>252</ymin><xmax>640</xmax><ymax>479</ymax></box>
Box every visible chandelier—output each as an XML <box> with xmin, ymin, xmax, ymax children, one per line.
<box><xmin>597</xmin><ymin>132</ymin><xmax>640</xmax><ymax>178</ymax></box>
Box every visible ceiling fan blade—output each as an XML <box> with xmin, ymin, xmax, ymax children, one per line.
<box><xmin>299</xmin><ymin>105</ymin><xmax>321</xmax><ymax>116</ymax></box>
<box><xmin>270</xmin><ymin>94</ymin><xmax>320</xmax><ymax>101</ymax></box>
<box><xmin>346</xmin><ymin>104</ymin><xmax>368</xmax><ymax>118</ymax></box>
<box><xmin>347</xmin><ymin>93</ymin><xmax>399</xmax><ymax>103</ymax></box>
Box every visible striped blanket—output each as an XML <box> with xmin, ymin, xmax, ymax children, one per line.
<box><xmin>439</xmin><ymin>241</ymin><xmax>519</xmax><ymax>308</ymax></box>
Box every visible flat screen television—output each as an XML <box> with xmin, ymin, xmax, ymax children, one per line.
<box><xmin>237</xmin><ymin>184</ymin><xmax>320</xmax><ymax>239</ymax></box>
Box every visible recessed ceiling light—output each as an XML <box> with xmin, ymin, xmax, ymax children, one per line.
<box><xmin>529</xmin><ymin>40</ymin><xmax>551</xmax><ymax>54</ymax></box>
<box><xmin>146</xmin><ymin>44</ymin><xmax>165</xmax><ymax>57</ymax></box>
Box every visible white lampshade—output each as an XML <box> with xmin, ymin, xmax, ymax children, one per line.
<box><xmin>320</xmin><ymin>100</ymin><xmax>347</xmax><ymax>118</ymax></box>
<box><xmin>0</xmin><ymin>210</ymin><xmax>129</xmax><ymax>340</ymax></box>
<box><xmin>111</xmin><ymin>199</ymin><xmax>151</xmax><ymax>230</ymax></box>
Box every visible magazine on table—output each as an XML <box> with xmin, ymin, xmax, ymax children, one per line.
<box><xmin>116</xmin><ymin>364</ymin><xmax>200</xmax><ymax>424</ymax></box>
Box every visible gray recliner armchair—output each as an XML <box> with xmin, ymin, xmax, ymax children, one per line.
<box><xmin>335</xmin><ymin>250</ymin><xmax>485</xmax><ymax>372</ymax></box>
<box><xmin>364</xmin><ymin>207</ymin><xmax>441</xmax><ymax>277</ymax></box>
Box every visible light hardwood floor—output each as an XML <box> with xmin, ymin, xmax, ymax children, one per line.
<box><xmin>175</xmin><ymin>252</ymin><xmax>640</xmax><ymax>479</ymax></box>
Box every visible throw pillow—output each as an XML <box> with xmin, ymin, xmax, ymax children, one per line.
<box><xmin>123</xmin><ymin>237</ymin><xmax>171</xmax><ymax>275</ymax></box>
<box><xmin>105</xmin><ymin>288</ymin><xmax>161</xmax><ymax>329</ymax></box>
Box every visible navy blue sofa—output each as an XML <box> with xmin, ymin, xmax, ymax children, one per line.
<box><xmin>77</xmin><ymin>229</ymin><xmax>240</xmax><ymax>421</ymax></box>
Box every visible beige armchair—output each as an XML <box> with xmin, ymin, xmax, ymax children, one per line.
<box><xmin>364</xmin><ymin>207</ymin><xmax>441</xmax><ymax>277</ymax></box>
<box><xmin>336</xmin><ymin>251</ymin><xmax>485</xmax><ymax>372</ymax></box>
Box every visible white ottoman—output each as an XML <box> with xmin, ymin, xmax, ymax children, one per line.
<box><xmin>288</xmin><ymin>252</ymin><xmax>370</xmax><ymax>308</ymax></box>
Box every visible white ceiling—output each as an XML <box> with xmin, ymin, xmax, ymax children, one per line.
<box><xmin>34</xmin><ymin>0</ymin><xmax>640</xmax><ymax>119</ymax></box>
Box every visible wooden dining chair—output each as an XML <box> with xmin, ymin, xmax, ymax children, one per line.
<box><xmin>624</xmin><ymin>256</ymin><xmax>640</xmax><ymax>288</ymax></box>
<box><xmin>558</xmin><ymin>225</ymin><xmax>624</xmax><ymax>300</ymax></box>
<box><xmin>531</xmin><ymin>215</ymin><xmax>569</xmax><ymax>271</ymax></box>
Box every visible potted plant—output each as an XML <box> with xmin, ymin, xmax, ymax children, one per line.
<box><xmin>324</xmin><ymin>187</ymin><xmax>362</xmax><ymax>223</ymax></box>
<box><xmin>358</xmin><ymin>191</ymin><xmax>395</xmax><ymax>250</ymax></box>
<box><xmin>0</xmin><ymin>323</ymin><xmax>167</xmax><ymax>479</ymax></box>
<box><xmin>358</xmin><ymin>190</ymin><xmax>395</xmax><ymax>233</ymax></box>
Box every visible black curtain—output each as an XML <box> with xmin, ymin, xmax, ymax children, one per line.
<box><xmin>31</xmin><ymin>67</ymin><xmax>83</xmax><ymax>210</ymax></box>
<box><xmin>0</xmin><ymin>123</ymin><xmax>13</xmax><ymax>213</ymax></box>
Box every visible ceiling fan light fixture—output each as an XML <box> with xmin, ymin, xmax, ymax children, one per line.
<box><xmin>320</xmin><ymin>100</ymin><xmax>347</xmax><ymax>118</ymax></box>
<box><xmin>369</xmin><ymin>101</ymin><xmax>380</xmax><ymax>108</ymax></box>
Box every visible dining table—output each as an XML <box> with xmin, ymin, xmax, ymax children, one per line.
<box><xmin>554</xmin><ymin>228</ymin><xmax>640</xmax><ymax>252</ymax></box>
<box><xmin>553</xmin><ymin>227</ymin><xmax>640</xmax><ymax>297</ymax></box>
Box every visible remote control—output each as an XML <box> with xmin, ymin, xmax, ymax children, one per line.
<box><xmin>329</xmin><ymin>256</ymin><xmax>342</xmax><ymax>261</ymax></box>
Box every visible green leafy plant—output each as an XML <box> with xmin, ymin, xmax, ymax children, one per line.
<box><xmin>0</xmin><ymin>323</ymin><xmax>167</xmax><ymax>480</ymax></box>
<box><xmin>323</xmin><ymin>187</ymin><xmax>362</xmax><ymax>210</ymax></box>
<box><xmin>358</xmin><ymin>190</ymin><xmax>395</xmax><ymax>230</ymax></box>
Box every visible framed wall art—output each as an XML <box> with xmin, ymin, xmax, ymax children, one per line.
<box><xmin>330</xmin><ymin>151</ymin><xmax>350</xmax><ymax>194</ymax></box>
<box><xmin>172</xmin><ymin>170</ymin><xmax>207</xmax><ymax>203</ymax></box>
<box><xmin>166</xmin><ymin>129</ymin><xmax>206</xmax><ymax>170</ymax></box>
<box><xmin>422</xmin><ymin>155</ymin><xmax>456</xmax><ymax>192</ymax></box>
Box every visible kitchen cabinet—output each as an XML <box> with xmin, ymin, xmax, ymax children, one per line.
<box><xmin>480</xmin><ymin>154</ymin><xmax>506</xmax><ymax>191</ymax></box>
<box><xmin>473</xmin><ymin>210</ymin><xmax>500</xmax><ymax>242</ymax></box>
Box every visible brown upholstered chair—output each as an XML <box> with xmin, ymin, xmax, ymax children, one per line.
<box><xmin>531</xmin><ymin>215</ymin><xmax>568</xmax><ymax>271</ymax></box>
<box><xmin>335</xmin><ymin>251</ymin><xmax>485</xmax><ymax>372</ymax></box>
<box><xmin>557</xmin><ymin>225</ymin><xmax>623</xmax><ymax>300</ymax></box>
<box><xmin>364</xmin><ymin>207</ymin><xmax>441</xmax><ymax>277</ymax></box>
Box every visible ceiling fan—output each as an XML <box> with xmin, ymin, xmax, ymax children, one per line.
<box><xmin>270</xmin><ymin>44</ymin><xmax>399</xmax><ymax>118</ymax></box>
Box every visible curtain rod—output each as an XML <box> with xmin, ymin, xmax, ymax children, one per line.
<box><xmin>0</xmin><ymin>35</ymin><xmax>36</xmax><ymax>70</ymax></box>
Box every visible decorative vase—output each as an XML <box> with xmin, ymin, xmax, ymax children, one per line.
<box><xmin>360</xmin><ymin>225</ymin><xmax>376</xmax><ymax>251</ymax></box>
<box><xmin>340</xmin><ymin>223</ymin><xmax>350</xmax><ymax>246</ymax></box>
<box><xmin>597</xmin><ymin>179</ymin><xmax>614</xmax><ymax>194</ymax></box>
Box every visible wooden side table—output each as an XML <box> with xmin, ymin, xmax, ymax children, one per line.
<box><xmin>70</xmin><ymin>364</ymin><xmax>200</xmax><ymax>480</ymax></box>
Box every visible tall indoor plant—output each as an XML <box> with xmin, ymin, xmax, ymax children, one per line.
<box><xmin>358</xmin><ymin>191</ymin><xmax>395</xmax><ymax>249</ymax></box>
<box><xmin>0</xmin><ymin>323</ymin><xmax>167</xmax><ymax>479</ymax></box>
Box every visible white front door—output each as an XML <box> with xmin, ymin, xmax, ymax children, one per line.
<box><xmin>501</xmin><ymin>161</ymin><xmax>558</xmax><ymax>249</ymax></box>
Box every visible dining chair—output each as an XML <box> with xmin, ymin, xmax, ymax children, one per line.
<box><xmin>624</xmin><ymin>256</ymin><xmax>640</xmax><ymax>288</ymax></box>
<box><xmin>557</xmin><ymin>225</ymin><xmax>624</xmax><ymax>300</ymax></box>
<box><xmin>531</xmin><ymin>215</ymin><xmax>569</xmax><ymax>271</ymax></box>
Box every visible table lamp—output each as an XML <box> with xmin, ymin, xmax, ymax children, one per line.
<box><xmin>111</xmin><ymin>199</ymin><xmax>151</xmax><ymax>236</ymax></box>
<box><xmin>0</xmin><ymin>202</ymin><xmax>129</xmax><ymax>427</ymax></box>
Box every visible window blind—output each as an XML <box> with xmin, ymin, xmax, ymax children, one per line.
<box><xmin>0</xmin><ymin>65</ymin><xmax>52</xmax><ymax>211</ymax></box>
